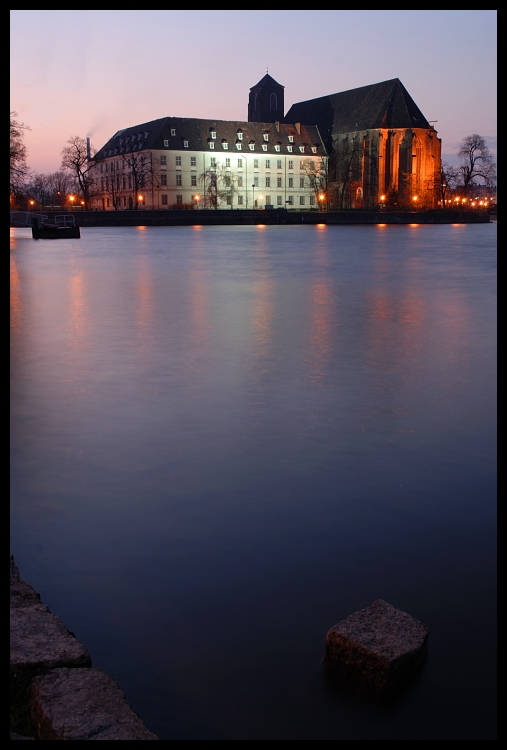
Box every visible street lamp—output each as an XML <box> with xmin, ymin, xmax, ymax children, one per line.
<box><xmin>194</xmin><ymin>194</ymin><xmax>200</xmax><ymax>209</ymax></box>
<box><xmin>69</xmin><ymin>195</ymin><xmax>75</xmax><ymax>210</ymax></box>
<box><xmin>29</xmin><ymin>199</ymin><xmax>35</xmax><ymax>210</ymax></box>
<box><xmin>252</xmin><ymin>184</ymin><xmax>256</xmax><ymax>209</ymax></box>
<box><xmin>318</xmin><ymin>193</ymin><xmax>326</xmax><ymax>211</ymax></box>
<box><xmin>138</xmin><ymin>195</ymin><xmax>144</xmax><ymax>209</ymax></box>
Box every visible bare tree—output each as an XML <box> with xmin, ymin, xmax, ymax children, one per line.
<box><xmin>332</xmin><ymin>135</ymin><xmax>362</xmax><ymax>209</ymax></box>
<box><xmin>199</xmin><ymin>163</ymin><xmax>239</xmax><ymax>209</ymax></box>
<box><xmin>301</xmin><ymin>158</ymin><xmax>329</xmax><ymax>209</ymax></box>
<box><xmin>121</xmin><ymin>143</ymin><xmax>153</xmax><ymax>208</ymax></box>
<box><xmin>457</xmin><ymin>134</ymin><xmax>496</xmax><ymax>196</ymax></box>
<box><xmin>26</xmin><ymin>171</ymin><xmax>80</xmax><ymax>209</ymax></box>
<box><xmin>10</xmin><ymin>111</ymin><xmax>31</xmax><ymax>199</ymax></box>
<box><xmin>61</xmin><ymin>136</ymin><xmax>96</xmax><ymax>208</ymax></box>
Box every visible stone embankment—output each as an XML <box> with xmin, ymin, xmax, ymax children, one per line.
<box><xmin>10</xmin><ymin>557</ymin><xmax>158</xmax><ymax>740</ymax></box>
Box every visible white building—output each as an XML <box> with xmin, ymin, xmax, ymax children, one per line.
<box><xmin>90</xmin><ymin>116</ymin><xmax>328</xmax><ymax>211</ymax></box>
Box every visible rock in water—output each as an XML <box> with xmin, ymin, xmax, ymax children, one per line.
<box><xmin>324</xmin><ymin>599</ymin><xmax>429</xmax><ymax>692</ymax></box>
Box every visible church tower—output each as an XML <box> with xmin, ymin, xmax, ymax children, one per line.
<box><xmin>248</xmin><ymin>74</ymin><xmax>285</xmax><ymax>123</ymax></box>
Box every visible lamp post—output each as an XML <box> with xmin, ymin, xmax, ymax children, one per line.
<box><xmin>69</xmin><ymin>195</ymin><xmax>75</xmax><ymax>211</ymax></box>
<box><xmin>194</xmin><ymin>194</ymin><xmax>200</xmax><ymax>209</ymax></box>
<box><xmin>138</xmin><ymin>194</ymin><xmax>144</xmax><ymax>210</ymax></box>
<box><xmin>318</xmin><ymin>193</ymin><xmax>326</xmax><ymax>212</ymax></box>
<box><xmin>412</xmin><ymin>195</ymin><xmax>418</xmax><ymax>212</ymax></box>
<box><xmin>252</xmin><ymin>184</ymin><xmax>256</xmax><ymax>209</ymax></box>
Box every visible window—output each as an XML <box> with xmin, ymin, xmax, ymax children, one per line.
<box><xmin>311</xmin><ymin>146</ymin><xmax>317</xmax><ymax>154</ymax></box>
<box><xmin>265</xmin><ymin>177</ymin><xmax>271</xmax><ymax>188</ymax></box>
<box><xmin>161</xmin><ymin>174</ymin><xmax>167</xmax><ymax>185</ymax></box>
<box><xmin>209</xmin><ymin>142</ymin><xmax>214</xmax><ymax>149</ymax></box>
<box><xmin>263</xmin><ymin>133</ymin><xmax>269</xmax><ymax>141</ymax></box>
<box><xmin>249</xmin><ymin>143</ymin><xmax>255</xmax><ymax>151</ymax></box>
<box><xmin>277</xmin><ymin>195</ymin><xmax>283</xmax><ymax>206</ymax></box>
<box><xmin>161</xmin><ymin>195</ymin><xmax>168</xmax><ymax>205</ymax></box>
<box><xmin>287</xmin><ymin>196</ymin><xmax>293</xmax><ymax>205</ymax></box>
<box><xmin>100</xmin><ymin>164</ymin><xmax>103</xmax><ymax>173</ymax></box>
<box><xmin>265</xmin><ymin>195</ymin><xmax>271</xmax><ymax>205</ymax></box>
<box><xmin>299</xmin><ymin>146</ymin><xmax>305</xmax><ymax>153</ymax></box>
<box><xmin>262</xmin><ymin>144</ymin><xmax>268</xmax><ymax>151</ymax></box>
<box><xmin>211</xmin><ymin>157</ymin><xmax>216</xmax><ymax>167</ymax></box>
<box><xmin>176</xmin><ymin>174</ymin><xmax>182</xmax><ymax>186</ymax></box>
<box><xmin>238</xmin><ymin>176</ymin><xmax>243</xmax><ymax>187</ymax></box>
<box><xmin>275</xmin><ymin>145</ymin><xmax>280</xmax><ymax>152</ymax></box>
<box><xmin>238</xmin><ymin>195</ymin><xmax>243</xmax><ymax>205</ymax></box>
<box><xmin>164</xmin><ymin>140</ymin><xmax>169</xmax><ymax>147</ymax></box>
<box><xmin>191</xmin><ymin>156</ymin><xmax>196</xmax><ymax>166</ymax></box>
<box><xmin>237</xmin><ymin>131</ymin><xmax>243</xmax><ymax>140</ymax></box>
<box><xmin>288</xmin><ymin>160</ymin><xmax>294</xmax><ymax>170</ymax></box>
<box><xmin>191</xmin><ymin>174</ymin><xmax>197</xmax><ymax>186</ymax></box>
<box><xmin>288</xmin><ymin>135</ymin><xmax>294</xmax><ymax>143</ymax></box>
<box><xmin>310</xmin><ymin>195</ymin><xmax>316</xmax><ymax>205</ymax></box>
<box><xmin>277</xmin><ymin>177</ymin><xmax>282</xmax><ymax>188</ymax></box>
<box><xmin>254</xmin><ymin>159</ymin><xmax>259</xmax><ymax>168</ymax></box>
<box><xmin>223</xmin><ymin>142</ymin><xmax>228</xmax><ymax>150</ymax></box>
<box><xmin>176</xmin><ymin>195</ymin><xmax>183</xmax><ymax>204</ymax></box>
<box><xmin>171</xmin><ymin>128</ymin><xmax>176</xmax><ymax>136</ymax></box>
<box><xmin>211</xmin><ymin>130</ymin><xmax>216</xmax><ymax>139</ymax></box>
<box><xmin>176</xmin><ymin>156</ymin><xmax>181</xmax><ymax>166</ymax></box>
<box><xmin>160</xmin><ymin>155</ymin><xmax>166</xmax><ymax>165</ymax></box>
<box><xmin>184</xmin><ymin>141</ymin><xmax>189</xmax><ymax>148</ymax></box>
<box><xmin>226</xmin><ymin>195</ymin><xmax>232</xmax><ymax>205</ymax></box>
<box><xmin>300</xmin><ymin>178</ymin><xmax>305</xmax><ymax>188</ymax></box>
<box><xmin>254</xmin><ymin>176</ymin><xmax>259</xmax><ymax>187</ymax></box>
<box><xmin>287</xmin><ymin>145</ymin><xmax>293</xmax><ymax>152</ymax></box>
<box><xmin>277</xmin><ymin>160</ymin><xmax>282</xmax><ymax>169</ymax></box>
<box><xmin>238</xmin><ymin>159</ymin><xmax>242</xmax><ymax>168</ymax></box>
<box><xmin>288</xmin><ymin>177</ymin><xmax>293</xmax><ymax>188</ymax></box>
<box><xmin>236</xmin><ymin>143</ymin><xmax>242</xmax><ymax>150</ymax></box>
<box><xmin>225</xmin><ymin>158</ymin><xmax>230</xmax><ymax>167</ymax></box>
<box><xmin>300</xmin><ymin>196</ymin><xmax>305</xmax><ymax>205</ymax></box>
<box><xmin>265</xmin><ymin>159</ymin><xmax>270</xmax><ymax>169</ymax></box>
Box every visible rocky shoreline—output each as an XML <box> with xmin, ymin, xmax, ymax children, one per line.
<box><xmin>10</xmin><ymin>557</ymin><xmax>158</xmax><ymax>740</ymax></box>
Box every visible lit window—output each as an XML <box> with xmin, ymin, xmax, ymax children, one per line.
<box><xmin>161</xmin><ymin>195</ymin><xmax>168</xmax><ymax>205</ymax></box>
<box><xmin>300</xmin><ymin>196</ymin><xmax>305</xmax><ymax>205</ymax></box>
<box><xmin>184</xmin><ymin>141</ymin><xmax>189</xmax><ymax>148</ymax></box>
<box><xmin>277</xmin><ymin>195</ymin><xmax>282</xmax><ymax>205</ymax></box>
<box><xmin>254</xmin><ymin>159</ymin><xmax>259</xmax><ymax>168</ymax></box>
<box><xmin>288</xmin><ymin>135</ymin><xmax>294</xmax><ymax>143</ymax></box>
<box><xmin>225</xmin><ymin>158</ymin><xmax>231</xmax><ymax>167</ymax></box>
<box><xmin>287</xmin><ymin>145</ymin><xmax>293</xmax><ymax>152</ymax></box>
<box><xmin>176</xmin><ymin>156</ymin><xmax>181</xmax><ymax>166</ymax></box>
<box><xmin>265</xmin><ymin>177</ymin><xmax>271</xmax><ymax>188</ymax></box>
<box><xmin>300</xmin><ymin>178</ymin><xmax>305</xmax><ymax>188</ymax></box>
<box><xmin>263</xmin><ymin>133</ymin><xmax>269</xmax><ymax>141</ymax></box>
<box><xmin>265</xmin><ymin>159</ymin><xmax>270</xmax><ymax>169</ymax></box>
<box><xmin>262</xmin><ymin>144</ymin><xmax>268</xmax><ymax>151</ymax></box>
<box><xmin>171</xmin><ymin>128</ymin><xmax>176</xmax><ymax>136</ymax></box>
<box><xmin>275</xmin><ymin>145</ymin><xmax>280</xmax><ymax>152</ymax></box>
<box><xmin>277</xmin><ymin>177</ymin><xmax>282</xmax><ymax>188</ymax></box>
<box><xmin>176</xmin><ymin>174</ymin><xmax>182</xmax><ymax>186</ymax></box>
<box><xmin>238</xmin><ymin>159</ymin><xmax>242</xmax><ymax>168</ymax></box>
<box><xmin>237</xmin><ymin>131</ymin><xmax>243</xmax><ymax>141</ymax></box>
<box><xmin>209</xmin><ymin>142</ymin><xmax>215</xmax><ymax>149</ymax></box>
<box><xmin>288</xmin><ymin>177</ymin><xmax>293</xmax><ymax>188</ymax></box>
<box><xmin>191</xmin><ymin>157</ymin><xmax>196</xmax><ymax>166</ymax></box>
<box><xmin>161</xmin><ymin>174</ymin><xmax>167</xmax><ymax>185</ymax></box>
<box><xmin>160</xmin><ymin>155</ymin><xmax>166</xmax><ymax>165</ymax></box>
<box><xmin>191</xmin><ymin>174</ymin><xmax>197</xmax><ymax>186</ymax></box>
<box><xmin>288</xmin><ymin>161</ymin><xmax>294</xmax><ymax>170</ymax></box>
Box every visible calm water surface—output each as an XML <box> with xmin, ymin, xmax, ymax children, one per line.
<box><xmin>10</xmin><ymin>224</ymin><xmax>496</xmax><ymax>739</ymax></box>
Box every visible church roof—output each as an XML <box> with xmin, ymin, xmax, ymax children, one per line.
<box><xmin>284</xmin><ymin>78</ymin><xmax>430</xmax><ymax>138</ymax></box>
<box><xmin>250</xmin><ymin>73</ymin><xmax>285</xmax><ymax>91</ymax></box>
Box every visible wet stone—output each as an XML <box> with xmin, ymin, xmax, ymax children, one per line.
<box><xmin>324</xmin><ymin>599</ymin><xmax>429</xmax><ymax>692</ymax></box>
<box><xmin>29</xmin><ymin>668</ymin><xmax>159</xmax><ymax>740</ymax></box>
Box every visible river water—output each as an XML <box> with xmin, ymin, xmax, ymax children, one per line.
<box><xmin>10</xmin><ymin>223</ymin><xmax>496</xmax><ymax>739</ymax></box>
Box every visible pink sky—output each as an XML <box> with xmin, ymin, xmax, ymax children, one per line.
<box><xmin>11</xmin><ymin>10</ymin><xmax>496</xmax><ymax>174</ymax></box>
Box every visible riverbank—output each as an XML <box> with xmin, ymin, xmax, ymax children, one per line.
<box><xmin>13</xmin><ymin>208</ymin><xmax>491</xmax><ymax>228</ymax></box>
<box><xmin>10</xmin><ymin>557</ymin><xmax>158</xmax><ymax>740</ymax></box>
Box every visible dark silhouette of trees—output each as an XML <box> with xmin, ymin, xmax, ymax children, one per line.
<box><xmin>61</xmin><ymin>136</ymin><xmax>96</xmax><ymax>208</ymax></box>
<box><xmin>10</xmin><ymin>111</ymin><xmax>31</xmax><ymax>199</ymax></box>
<box><xmin>457</xmin><ymin>134</ymin><xmax>496</xmax><ymax>196</ymax></box>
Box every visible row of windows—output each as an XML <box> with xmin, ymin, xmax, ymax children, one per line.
<box><xmin>207</xmin><ymin>141</ymin><xmax>315</xmax><ymax>153</ymax></box>
<box><xmin>158</xmin><ymin>194</ymin><xmax>315</xmax><ymax>206</ymax></box>
<box><xmin>161</xmin><ymin>156</ymin><xmax>311</xmax><ymax>170</ymax></box>
<box><xmin>168</xmin><ymin>128</ymin><xmax>299</xmax><ymax>144</ymax></box>
<box><xmin>153</xmin><ymin>175</ymin><xmax>311</xmax><ymax>188</ymax></box>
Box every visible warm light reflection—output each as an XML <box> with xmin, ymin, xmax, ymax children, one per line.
<box><xmin>136</xmin><ymin>226</ymin><xmax>147</xmax><ymax>230</ymax></box>
<box><xmin>377</xmin><ymin>223</ymin><xmax>387</xmax><ymax>228</ymax></box>
<box><xmin>410</xmin><ymin>224</ymin><xmax>419</xmax><ymax>227</ymax></box>
<box><xmin>257</xmin><ymin>224</ymin><xmax>266</xmax><ymax>228</ymax></box>
<box><xmin>317</xmin><ymin>223</ymin><xmax>326</xmax><ymax>228</ymax></box>
<box><xmin>10</xmin><ymin>255</ymin><xmax>21</xmax><ymax>339</ymax></box>
<box><xmin>193</xmin><ymin>225</ymin><xmax>202</xmax><ymax>230</ymax></box>
<box><xmin>307</xmin><ymin>281</ymin><xmax>333</xmax><ymax>387</ymax></box>
<box><xmin>68</xmin><ymin>273</ymin><xmax>87</xmax><ymax>354</ymax></box>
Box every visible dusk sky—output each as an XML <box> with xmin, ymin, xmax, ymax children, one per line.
<box><xmin>11</xmin><ymin>10</ymin><xmax>496</xmax><ymax>175</ymax></box>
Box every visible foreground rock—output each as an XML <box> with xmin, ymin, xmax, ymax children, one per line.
<box><xmin>324</xmin><ymin>599</ymin><xmax>429</xmax><ymax>692</ymax></box>
<box><xmin>29</xmin><ymin>668</ymin><xmax>158</xmax><ymax>740</ymax></box>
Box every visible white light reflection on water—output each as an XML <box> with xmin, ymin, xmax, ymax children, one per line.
<box><xmin>10</xmin><ymin>224</ymin><xmax>496</xmax><ymax>739</ymax></box>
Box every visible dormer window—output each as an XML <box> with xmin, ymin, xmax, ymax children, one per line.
<box><xmin>209</xmin><ymin>141</ymin><xmax>215</xmax><ymax>149</ymax></box>
<box><xmin>237</xmin><ymin>131</ymin><xmax>243</xmax><ymax>141</ymax></box>
<box><xmin>263</xmin><ymin>133</ymin><xmax>269</xmax><ymax>142</ymax></box>
<box><xmin>236</xmin><ymin>143</ymin><xmax>242</xmax><ymax>150</ymax></box>
<box><xmin>288</xmin><ymin>135</ymin><xmax>294</xmax><ymax>143</ymax></box>
<box><xmin>210</xmin><ymin>130</ymin><xmax>216</xmax><ymax>139</ymax></box>
<box><xmin>275</xmin><ymin>144</ymin><xmax>280</xmax><ymax>152</ymax></box>
<box><xmin>171</xmin><ymin>128</ymin><xmax>176</xmax><ymax>136</ymax></box>
<box><xmin>262</xmin><ymin>144</ymin><xmax>268</xmax><ymax>151</ymax></box>
<box><xmin>299</xmin><ymin>146</ymin><xmax>305</xmax><ymax>153</ymax></box>
<box><xmin>164</xmin><ymin>140</ymin><xmax>169</xmax><ymax>147</ymax></box>
<box><xmin>184</xmin><ymin>140</ymin><xmax>189</xmax><ymax>148</ymax></box>
<box><xmin>249</xmin><ymin>142</ymin><xmax>255</xmax><ymax>151</ymax></box>
<box><xmin>287</xmin><ymin>145</ymin><xmax>293</xmax><ymax>152</ymax></box>
<box><xmin>311</xmin><ymin>146</ymin><xmax>317</xmax><ymax>154</ymax></box>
